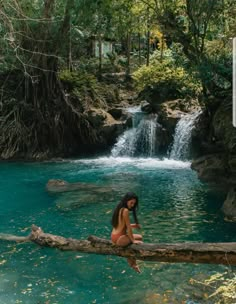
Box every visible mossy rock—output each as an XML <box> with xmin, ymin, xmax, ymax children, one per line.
<box><xmin>213</xmin><ymin>101</ymin><xmax>236</xmax><ymax>153</ymax></box>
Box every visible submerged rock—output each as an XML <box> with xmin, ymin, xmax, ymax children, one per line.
<box><xmin>46</xmin><ymin>179</ymin><xmax>104</xmax><ymax>193</ymax></box>
<box><xmin>46</xmin><ymin>179</ymin><xmax>70</xmax><ymax>192</ymax></box>
<box><xmin>56</xmin><ymin>192</ymin><xmax>100</xmax><ymax>211</ymax></box>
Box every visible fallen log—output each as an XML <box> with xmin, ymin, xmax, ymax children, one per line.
<box><xmin>1</xmin><ymin>225</ymin><xmax>236</xmax><ymax>266</ymax></box>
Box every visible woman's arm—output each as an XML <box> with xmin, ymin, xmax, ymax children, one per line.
<box><xmin>130</xmin><ymin>223</ymin><xmax>141</xmax><ymax>229</ymax></box>
<box><xmin>123</xmin><ymin>209</ymin><xmax>134</xmax><ymax>243</ymax></box>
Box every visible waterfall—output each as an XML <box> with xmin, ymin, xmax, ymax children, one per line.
<box><xmin>169</xmin><ymin>110</ymin><xmax>201</xmax><ymax>160</ymax></box>
<box><xmin>111</xmin><ymin>107</ymin><xmax>158</xmax><ymax>157</ymax></box>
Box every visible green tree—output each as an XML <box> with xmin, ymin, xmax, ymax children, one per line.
<box><xmin>0</xmin><ymin>0</ymin><xmax>98</xmax><ymax>159</ymax></box>
<box><xmin>138</xmin><ymin>0</ymin><xmax>235</xmax><ymax>102</ymax></box>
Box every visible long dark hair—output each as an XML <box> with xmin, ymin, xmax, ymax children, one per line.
<box><xmin>111</xmin><ymin>192</ymin><xmax>139</xmax><ymax>228</ymax></box>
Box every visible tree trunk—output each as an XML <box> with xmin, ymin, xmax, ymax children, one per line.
<box><xmin>138</xmin><ymin>32</ymin><xmax>141</xmax><ymax>66</ymax></box>
<box><xmin>160</xmin><ymin>35</ymin><xmax>164</xmax><ymax>62</ymax></box>
<box><xmin>98</xmin><ymin>34</ymin><xmax>102</xmax><ymax>77</ymax></box>
<box><xmin>68</xmin><ymin>23</ymin><xmax>72</xmax><ymax>71</ymax></box>
<box><xmin>126</xmin><ymin>32</ymin><xmax>131</xmax><ymax>75</ymax></box>
<box><xmin>1</xmin><ymin>225</ymin><xmax>236</xmax><ymax>266</ymax></box>
<box><xmin>146</xmin><ymin>7</ymin><xmax>150</xmax><ymax>67</ymax></box>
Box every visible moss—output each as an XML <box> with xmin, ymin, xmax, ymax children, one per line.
<box><xmin>59</xmin><ymin>69</ymin><xmax>118</xmax><ymax>110</ymax></box>
<box><xmin>59</xmin><ymin>70</ymin><xmax>99</xmax><ymax>92</ymax></box>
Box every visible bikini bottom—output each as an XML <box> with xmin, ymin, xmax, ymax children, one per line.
<box><xmin>111</xmin><ymin>232</ymin><xmax>125</xmax><ymax>244</ymax></box>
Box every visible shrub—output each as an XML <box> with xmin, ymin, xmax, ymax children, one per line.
<box><xmin>199</xmin><ymin>39</ymin><xmax>232</xmax><ymax>98</ymax></box>
<box><xmin>58</xmin><ymin>69</ymin><xmax>117</xmax><ymax>109</ymax></box>
<box><xmin>133</xmin><ymin>50</ymin><xmax>201</xmax><ymax>103</ymax></box>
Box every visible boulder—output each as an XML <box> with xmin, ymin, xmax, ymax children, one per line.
<box><xmin>155</xmin><ymin>100</ymin><xmax>187</xmax><ymax>151</ymax></box>
<box><xmin>158</xmin><ymin>99</ymin><xmax>200</xmax><ymax>132</ymax></box>
<box><xmin>212</xmin><ymin>102</ymin><xmax>236</xmax><ymax>153</ymax></box>
<box><xmin>161</xmin><ymin>98</ymin><xmax>199</xmax><ymax>112</ymax></box>
<box><xmin>191</xmin><ymin>154</ymin><xmax>228</xmax><ymax>184</ymax></box>
<box><xmin>100</xmin><ymin>110</ymin><xmax>130</xmax><ymax>146</ymax></box>
<box><xmin>84</xmin><ymin>107</ymin><xmax>131</xmax><ymax>150</ymax></box>
<box><xmin>86</xmin><ymin>108</ymin><xmax>110</xmax><ymax>128</ymax></box>
<box><xmin>100</xmin><ymin>121</ymin><xmax>126</xmax><ymax>146</ymax></box>
<box><xmin>191</xmin><ymin>99</ymin><xmax>236</xmax><ymax>186</ymax></box>
<box><xmin>159</xmin><ymin>107</ymin><xmax>183</xmax><ymax>132</ymax></box>
<box><xmin>140</xmin><ymin>100</ymin><xmax>152</xmax><ymax>113</ymax></box>
<box><xmin>222</xmin><ymin>188</ymin><xmax>236</xmax><ymax>220</ymax></box>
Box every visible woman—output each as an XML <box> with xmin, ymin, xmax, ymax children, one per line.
<box><xmin>111</xmin><ymin>192</ymin><xmax>143</xmax><ymax>273</ymax></box>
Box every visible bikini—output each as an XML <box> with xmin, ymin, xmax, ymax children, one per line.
<box><xmin>111</xmin><ymin>230</ymin><xmax>126</xmax><ymax>244</ymax></box>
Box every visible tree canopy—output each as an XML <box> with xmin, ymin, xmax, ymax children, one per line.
<box><xmin>0</xmin><ymin>0</ymin><xmax>235</xmax><ymax>159</ymax></box>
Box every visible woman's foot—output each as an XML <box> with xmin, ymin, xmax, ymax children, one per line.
<box><xmin>131</xmin><ymin>264</ymin><xmax>141</xmax><ymax>273</ymax></box>
<box><xmin>127</xmin><ymin>258</ymin><xmax>141</xmax><ymax>273</ymax></box>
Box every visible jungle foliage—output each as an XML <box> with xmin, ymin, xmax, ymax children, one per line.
<box><xmin>133</xmin><ymin>0</ymin><xmax>234</xmax><ymax>109</ymax></box>
<box><xmin>0</xmin><ymin>0</ymin><xmax>235</xmax><ymax>159</ymax></box>
<box><xmin>133</xmin><ymin>49</ymin><xmax>202</xmax><ymax>104</ymax></box>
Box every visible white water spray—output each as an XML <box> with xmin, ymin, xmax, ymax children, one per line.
<box><xmin>111</xmin><ymin>107</ymin><xmax>158</xmax><ymax>157</ymax></box>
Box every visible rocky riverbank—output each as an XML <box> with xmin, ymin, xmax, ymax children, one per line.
<box><xmin>190</xmin><ymin>98</ymin><xmax>236</xmax><ymax>220</ymax></box>
<box><xmin>2</xmin><ymin>68</ymin><xmax>235</xmax><ymax>219</ymax></box>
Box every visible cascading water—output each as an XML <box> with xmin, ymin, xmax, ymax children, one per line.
<box><xmin>111</xmin><ymin>107</ymin><xmax>158</xmax><ymax>157</ymax></box>
<box><xmin>169</xmin><ymin>110</ymin><xmax>201</xmax><ymax>160</ymax></box>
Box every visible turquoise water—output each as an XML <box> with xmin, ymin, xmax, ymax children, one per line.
<box><xmin>0</xmin><ymin>157</ymin><xmax>235</xmax><ymax>304</ymax></box>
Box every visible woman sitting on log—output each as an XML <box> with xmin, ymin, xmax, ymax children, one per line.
<box><xmin>111</xmin><ymin>192</ymin><xmax>143</xmax><ymax>273</ymax></box>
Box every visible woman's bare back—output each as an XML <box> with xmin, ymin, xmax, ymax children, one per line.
<box><xmin>112</xmin><ymin>208</ymin><xmax>127</xmax><ymax>234</ymax></box>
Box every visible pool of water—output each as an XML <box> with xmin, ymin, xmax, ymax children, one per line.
<box><xmin>0</xmin><ymin>157</ymin><xmax>235</xmax><ymax>303</ymax></box>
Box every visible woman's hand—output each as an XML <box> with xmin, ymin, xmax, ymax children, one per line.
<box><xmin>133</xmin><ymin>240</ymin><xmax>143</xmax><ymax>244</ymax></box>
<box><xmin>131</xmin><ymin>223</ymin><xmax>141</xmax><ymax>229</ymax></box>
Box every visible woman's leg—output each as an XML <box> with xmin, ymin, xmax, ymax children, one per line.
<box><xmin>116</xmin><ymin>235</ymin><xmax>141</xmax><ymax>273</ymax></box>
<box><xmin>133</xmin><ymin>233</ymin><xmax>143</xmax><ymax>241</ymax></box>
<box><xmin>116</xmin><ymin>235</ymin><xmax>132</xmax><ymax>247</ymax></box>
